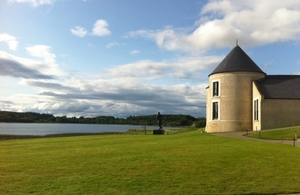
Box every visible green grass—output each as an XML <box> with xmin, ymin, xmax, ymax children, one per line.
<box><xmin>1</xmin><ymin>128</ymin><xmax>300</xmax><ymax>195</ymax></box>
<box><xmin>126</xmin><ymin>126</ymin><xmax>198</xmax><ymax>135</ymax></box>
<box><xmin>247</xmin><ymin>126</ymin><xmax>300</xmax><ymax>140</ymax></box>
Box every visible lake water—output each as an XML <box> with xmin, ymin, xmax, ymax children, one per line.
<box><xmin>0</xmin><ymin>123</ymin><xmax>165</xmax><ymax>136</ymax></box>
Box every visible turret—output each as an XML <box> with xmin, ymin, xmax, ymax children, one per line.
<box><xmin>205</xmin><ymin>45</ymin><xmax>266</xmax><ymax>132</ymax></box>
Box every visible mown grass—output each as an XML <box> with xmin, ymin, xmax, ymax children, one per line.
<box><xmin>126</xmin><ymin>126</ymin><xmax>198</xmax><ymax>135</ymax></box>
<box><xmin>247</xmin><ymin>126</ymin><xmax>300</xmax><ymax>140</ymax></box>
<box><xmin>1</xmin><ymin>127</ymin><xmax>300</xmax><ymax>195</ymax></box>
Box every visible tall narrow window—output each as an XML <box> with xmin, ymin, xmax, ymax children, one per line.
<box><xmin>212</xmin><ymin>101</ymin><xmax>219</xmax><ymax>120</ymax></box>
<box><xmin>254</xmin><ymin>99</ymin><xmax>259</xmax><ymax>121</ymax></box>
<box><xmin>213</xmin><ymin>81</ymin><xmax>219</xmax><ymax>96</ymax></box>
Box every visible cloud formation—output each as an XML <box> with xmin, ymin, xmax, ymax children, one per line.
<box><xmin>0</xmin><ymin>33</ymin><xmax>18</xmax><ymax>50</ymax></box>
<box><xmin>71</xmin><ymin>19</ymin><xmax>111</xmax><ymax>38</ymax></box>
<box><xmin>0</xmin><ymin>57</ymin><xmax>53</xmax><ymax>79</ymax></box>
<box><xmin>17</xmin><ymin>78</ymin><xmax>207</xmax><ymax>117</ymax></box>
<box><xmin>130</xmin><ymin>50</ymin><xmax>140</xmax><ymax>55</ymax></box>
<box><xmin>1</xmin><ymin>50</ymin><xmax>219</xmax><ymax>117</ymax></box>
<box><xmin>70</xmin><ymin>26</ymin><xmax>88</xmax><ymax>37</ymax></box>
<box><xmin>0</xmin><ymin>45</ymin><xmax>64</xmax><ymax>79</ymax></box>
<box><xmin>91</xmin><ymin>20</ymin><xmax>111</xmax><ymax>36</ymax></box>
<box><xmin>0</xmin><ymin>51</ymin><xmax>54</xmax><ymax>79</ymax></box>
<box><xmin>106</xmin><ymin>42</ymin><xmax>121</xmax><ymax>48</ymax></box>
<box><xmin>107</xmin><ymin>56</ymin><xmax>220</xmax><ymax>80</ymax></box>
<box><xmin>9</xmin><ymin>0</ymin><xmax>56</xmax><ymax>7</ymax></box>
<box><xmin>126</xmin><ymin>0</ymin><xmax>300</xmax><ymax>52</ymax></box>
<box><xmin>25</xmin><ymin>45</ymin><xmax>65</xmax><ymax>77</ymax></box>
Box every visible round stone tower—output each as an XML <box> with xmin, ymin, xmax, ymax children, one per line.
<box><xmin>205</xmin><ymin>45</ymin><xmax>265</xmax><ymax>133</ymax></box>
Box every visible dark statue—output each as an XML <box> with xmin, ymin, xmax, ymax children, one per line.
<box><xmin>156</xmin><ymin>112</ymin><xmax>163</xmax><ymax>130</ymax></box>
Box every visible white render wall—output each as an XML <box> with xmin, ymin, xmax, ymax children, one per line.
<box><xmin>252</xmin><ymin>82</ymin><xmax>262</xmax><ymax>131</ymax></box>
<box><xmin>206</xmin><ymin>72</ymin><xmax>265</xmax><ymax>133</ymax></box>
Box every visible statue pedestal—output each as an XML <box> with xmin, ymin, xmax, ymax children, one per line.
<box><xmin>153</xmin><ymin>129</ymin><xmax>164</xmax><ymax>135</ymax></box>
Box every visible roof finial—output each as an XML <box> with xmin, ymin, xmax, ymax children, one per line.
<box><xmin>236</xmin><ymin>39</ymin><xmax>238</xmax><ymax>46</ymax></box>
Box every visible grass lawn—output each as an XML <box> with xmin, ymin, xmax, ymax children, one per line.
<box><xmin>1</xmin><ymin>127</ymin><xmax>300</xmax><ymax>195</ymax></box>
<box><xmin>247</xmin><ymin>126</ymin><xmax>300</xmax><ymax>140</ymax></box>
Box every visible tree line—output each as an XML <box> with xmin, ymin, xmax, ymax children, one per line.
<box><xmin>0</xmin><ymin>111</ymin><xmax>206</xmax><ymax>128</ymax></box>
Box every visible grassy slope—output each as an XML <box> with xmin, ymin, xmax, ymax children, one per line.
<box><xmin>0</xmin><ymin>129</ymin><xmax>300</xmax><ymax>195</ymax></box>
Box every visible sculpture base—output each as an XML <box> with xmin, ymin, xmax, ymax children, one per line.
<box><xmin>153</xmin><ymin>129</ymin><xmax>164</xmax><ymax>135</ymax></box>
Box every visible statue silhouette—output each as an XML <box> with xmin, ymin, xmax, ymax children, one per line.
<box><xmin>156</xmin><ymin>112</ymin><xmax>163</xmax><ymax>130</ymax></box>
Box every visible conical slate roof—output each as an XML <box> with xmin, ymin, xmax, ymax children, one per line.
<box><xmin>210</xmin><ymin>45</ymin><xmax>265</xmax><ymax>76</ymax></box>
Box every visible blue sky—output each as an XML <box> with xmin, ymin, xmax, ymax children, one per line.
<box><xmin>0</xmin><ymin>0</ymin><xmax>300</xmax><ymax>118</ymax></box>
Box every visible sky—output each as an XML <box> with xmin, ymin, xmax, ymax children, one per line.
<box><xmin>0</xmin><ymin>0</ymin><xmax>300</xmax><ymax>118</ymax></box>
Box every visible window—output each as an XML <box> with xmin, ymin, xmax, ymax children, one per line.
<box><xmin>212</xmin><ymin>101</ymin><xmax>219</xmax><ymax>120</ymax></box>
<box><xmin>254</xmin><ymin>99</ymin><xmax>259</xmax><ymax>121</ymax></box>
<box><xmin>213</xmin><ymin>81</ymin><xmax>219</xmax><ymax>96</ymax></box>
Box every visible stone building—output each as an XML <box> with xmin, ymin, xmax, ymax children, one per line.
<box><xmin>205</xmin><ymin>45</ymin><xmax>300</xmax><ymax>133</ymax></box>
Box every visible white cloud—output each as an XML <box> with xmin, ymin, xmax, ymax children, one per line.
<box><xmin>71</xmin><ymin>26</ymin><xmax>88</xmax><ymax>38</ymax></box>
<box><xmin>126</xmin><ymin>0</ymin><xmax>300</xmax><ymax>52</ymax></box>
<box><xmin>22</xmin><ymin>45</ymin><xmax>65</xmax><ymax>77</ymax></box>
<box><xmin>25</xmin><ymin>45</ymin><xmax>65</xmax><ymax>77</ymax></box>
<box><xmin>26</xmin><ymin>45</ymin><xmax>56</xmax><ymax>64</ymax></box>
<box><xmin>106</xmin><ymin>55</ymin><xmax>221</xmax><ymax>81</ymax></box>
<box><xmin>91</xmin><ymin>20</ymin><xmax>111</xmax><ymax>36</ymax></box>
<box><xmin>106</xmin><ymin>42</ymin><xmax>120</xmax><ymax>48</ymax></box>
<box><xmin>0</xmin><ymin>33</ymin><xmax>18</xmax><ymax>50</ymax></box>
<box><xmin>9</xmin><ymin>0</ymin><xmax>56</xmax><ymax>7</ymax></box>
<box><xmin>130</xmin><ymin>50</ymin><xmax>140</xmax><ymax>55</ymax></box>
<box><xmin>71</xmin><ymin>20</ymin><xmax>111</xmax><ymax>38</ymax></box>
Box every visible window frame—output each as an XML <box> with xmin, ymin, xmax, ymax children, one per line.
<box><xmin>253</xmin><ymin>99</ymin><xmax>259</xmax><ymax>121</ymax></box>
<box><xmin>212</xmin><ymin>80</ymin><xmax>220</xmax><ymax>97</ymax></box>
<box><xmin>212</xmin><ymin>100</ymin><xmax>220</xmax><ymax>120</ymax></box>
